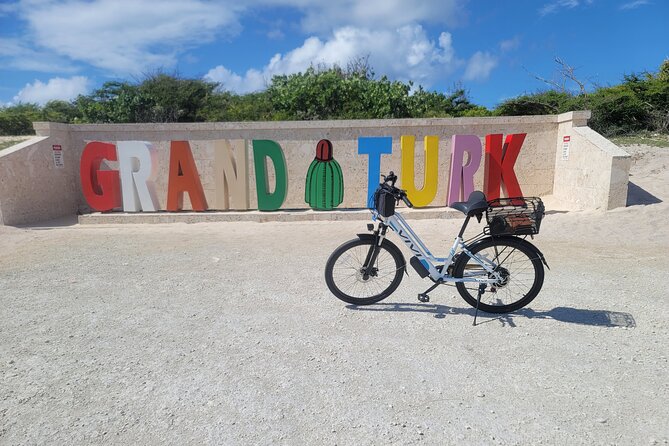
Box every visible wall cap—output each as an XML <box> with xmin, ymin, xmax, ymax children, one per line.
<box><xmin>0</xmin><ymin>136</ymin><xmax>49</xmax><ymax>159</ymax></box>
<box><xmin>573</xmin><ymin>126</ymin><xmax>630</xmax><ymax>158</ymax></box>
<box><xmin>31</xmin><ymin>113</ymin><xmax>592</xmax><ymax>136</ymax></box>
<box><xmin>557</xmin><ymin>110</ymin><xmax>591</xmax><ymax>126</ymax></box>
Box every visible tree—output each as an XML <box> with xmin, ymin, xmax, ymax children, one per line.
<box><xmin>74</xmin><ymin>74</ymin><xmax>219</xmax><ymax>123</ymax></box>
<box><xmin>42</xmin><ymin>100</ymin><xmax>82</xmax><ymax>123</ymax></box>
<box><xmin>136</xmin><ymin>73</ymin><xmax>218</xmax><ymax>122</ymax></box>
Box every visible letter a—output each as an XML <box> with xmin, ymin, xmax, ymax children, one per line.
<box><xmin>166</xmin><ymin>141</ymin><xmax>208</xmax><ymax>211</ymax></box>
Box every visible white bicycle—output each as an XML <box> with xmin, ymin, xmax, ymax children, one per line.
<box><xmin>325</xmin><ymin>172</ymin><xmax>549</xmax><ymax>321</ymax></box>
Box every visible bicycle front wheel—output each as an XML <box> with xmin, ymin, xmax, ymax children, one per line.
<box><xmin>453</xmin><ymin>237</ymin><xmax>544</xmax><ymax>313</ymax></box>
<box><xmin>325</xmin><ymin>238</ymin><xmax>405</xmax><ymax>305</ymax></box>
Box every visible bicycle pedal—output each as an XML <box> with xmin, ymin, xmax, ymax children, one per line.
<box><xmin>418</xmin><ymin>293</ymin><xmax>430</xmax><ymax>303</ymax></box>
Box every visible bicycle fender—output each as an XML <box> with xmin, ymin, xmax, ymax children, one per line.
<box><xmin>473</xmin><ymin>236</ymin><xmax>550</xmax><ymax>270</ymax></box>
<box><xmin>355</xmin><ymin>233</ymin><xmax>408</xmax><ymax>274</ymax></box>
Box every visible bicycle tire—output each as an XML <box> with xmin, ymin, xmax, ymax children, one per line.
<box><xmin>453</xmin><ymin>237</ymin><xmax>544</xmax><ymax>313</ymax></box>
<box><xmin>325</xmin><ymin>238</ymin><xmax>405</xmax><ymax>305</ymax></box>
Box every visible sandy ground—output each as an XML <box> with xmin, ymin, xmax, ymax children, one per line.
<box><xmin>1</xmin><ymin>145</ymin><xmax>668</xmax><ymax>445</ymax></box>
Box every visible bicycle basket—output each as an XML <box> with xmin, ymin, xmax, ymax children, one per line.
<box><xmin>485</xmin><ymin>197</ymin><xmax>545</xmax><ymax>236</ymax></box>
<box><xmin>373</xmin><ymin>187</ymin><xmax>396</xmax><ymax>217</ymax></box>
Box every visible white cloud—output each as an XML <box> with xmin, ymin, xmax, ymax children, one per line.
<box><xmin>204</xmin><ymin>66</ymin><xmax>267</xmax><ymax>93</ymax></box>
<box><xmin>279</xmin><ymin>0</ymin><xmax>466</xmax><ymax>33</ymax></box>
<box><xmin>206</xmin><ymin>25</ymin><xmax>458</xmax><ymax>93</ymax></box>
<box><xmin>539</xmin><ymin>0</ymin><xmax>593</xmax><ymax>16</ymax></box>
<box><xmin>463</xmin><ymin>51</ymin><xmax>497</xmax><ymax>81</ymax></box>
<box><xmin>4</xmin><ymin>0</ymin><xmax>488</xmax><ymax>94</ymax></box>
<box><xmin>0</xmin><ymin>38</ymin><xmax>78</xmax><ymax>73</ymax></box>
<box><xmin>13</xmin><ymin>76</ymin><xmax>90</xmax><ymax>104</ymax></box>
<box><xmin>499</xmin><ymin>36</ymin><xmax>521</xmax><ymax>52</ymax></box>
<box><xmin>4</xmin><ymin>0</ymin><xmax>467</xmax><ymax>81</ymax></box>
<box><xmin>620</xmin><ymin>0</ymin><xmax>650</xmax><ymax>10</ymax></box>
<box><xmin>19</xmin><ymin>0</ymin><xmax>242</xmax><ymax>74</ymax></box>
<box><xmin>0</xmin><ymin>2</ymin><xmax>20</xmax><ymax>16</ymax></box>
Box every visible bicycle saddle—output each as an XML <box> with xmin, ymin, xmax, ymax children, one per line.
<box><xmin>450</xmin><ymin>191</ymin><xmax>489</xmax><ymax>217</ymax></box>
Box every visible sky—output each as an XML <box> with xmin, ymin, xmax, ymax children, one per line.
<box><xmin>0</xmin><ymin>0</ymin><xmax>667</xmax><ymax>108</ymax></box>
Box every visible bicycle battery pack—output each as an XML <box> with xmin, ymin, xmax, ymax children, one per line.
<box><xmin>410</xmin><ymin>256</ymin><xmax>430</xmax><ymax>278</ymax></box>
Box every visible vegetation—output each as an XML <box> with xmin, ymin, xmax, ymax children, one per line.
<box><xmin>0</xmin><ymin>137</ymin><xmax>31</xmax><ymax>151</ymax></box>
<box><xmin>1</xmin><ymin>60</ymin><xmax>667</xmax><ymax>138</ymax></box>
<box><xmin>496</xmin><ymin>59</ymin><xmax>669</xmax><ymax>136</ymax></box>
<box><xmin>610</xmin><ymin>132</ymin><xmax>669</xmax><ymax>148</ymax></box>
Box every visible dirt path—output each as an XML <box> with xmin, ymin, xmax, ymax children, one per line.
<box><xmin>0</xmin><ymin>145</ymin><xmax>667</xmax><ymax>445</ymax></box>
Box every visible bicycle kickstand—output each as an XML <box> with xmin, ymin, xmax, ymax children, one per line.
<box><xmin>473</xmin><ymin>284</ymin><xmax>486</xmax><ymax>326</ymax></box>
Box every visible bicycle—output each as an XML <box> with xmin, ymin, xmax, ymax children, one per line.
<box><xmin>324</xmin><ymin>171</ymin><xmax>549</xmax><ymax>324</ymax></box>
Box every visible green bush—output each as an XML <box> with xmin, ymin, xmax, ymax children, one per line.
<box><xmin>493</xmin><ymin>59</ymin><xmax>669</xmax><ymax>136</ymax></box>
<box><xmin>0</xmin><ymin>104</ymin><xmax>42</xmax><ymax>135</ymax></box>
<box><xmin>1</xmin><ymin>59</ymin><xmax>667</xmax><ymax>138</ymax></box>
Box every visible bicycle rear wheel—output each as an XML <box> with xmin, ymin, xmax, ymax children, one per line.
<box><xmin>453</xmin><ymin>237</ymin><xmax>544</xmax><ymax>313</ymax></box>
<box><xmin>325</xmin><ymin>238</ymin><xmax>405</xmax><ymax>305</ymax></box>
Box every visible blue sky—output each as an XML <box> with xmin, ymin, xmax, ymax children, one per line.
<box><xmin>1</xmin><ymin>0</ymin><xmax>667</xmax><ymax>108</ymax></box>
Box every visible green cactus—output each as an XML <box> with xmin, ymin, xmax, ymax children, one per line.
<box><xmin>305</xmin><ymin>139</ymin><xmax>344</xmax><ymax>210</ymax></box>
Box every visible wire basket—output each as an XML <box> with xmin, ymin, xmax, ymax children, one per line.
<box><xmin>484</xmin><ymin>197</ymin><xmax>545</xmax><ymax>236</ymax></box>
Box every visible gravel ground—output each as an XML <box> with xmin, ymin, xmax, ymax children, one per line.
<box><xmin>1</xmin><ymin>145</ymin><xmax>668</xmax><ymax>445</ymax></box>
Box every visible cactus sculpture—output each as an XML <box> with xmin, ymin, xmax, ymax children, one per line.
<box><xmin>305</xmin><ymin>139</ymin><xmax>344</xmax><ymax>210</ymax></box>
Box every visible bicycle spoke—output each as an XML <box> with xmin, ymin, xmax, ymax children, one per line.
<box><xmin>458</xmin><ymin>242</ymin><xmax>540</xmax><ymax>308</ymax></box>
<box><xmin>329</xmin><ymin>242</ymin><xmax>401</xmax><ymax>300</ymax></box>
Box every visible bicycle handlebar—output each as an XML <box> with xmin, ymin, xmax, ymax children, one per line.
<box><xmin>400</xmin><ymin>193</ymin><xmax>413</xmax><ymax>208</ymax></box>
<box><xmin>382</xmin><ymin>171</ymin><xmax>398</xmax><ymax>186</ymax></box>
<box><xmin>379</xmin><ymin>171</ymin><xmax>413</xmax><ymax>208</ymax></box>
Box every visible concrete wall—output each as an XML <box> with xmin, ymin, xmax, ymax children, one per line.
<box><xmin>553</xmin><ymin>112</ymin><xmax>632</xmax><ymax>210</ymax></box>
<box><xmin>0</xmin><ymin>128</ymin><xmax>79</xmax><ymax>226</ymax></box>
<box><xmin>0</xmin><ymin>112</ymin><xmax>630</xmax><ymax>225</ymax></box>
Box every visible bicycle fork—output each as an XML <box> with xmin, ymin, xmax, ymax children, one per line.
<box><xmin>361</xmin><ymin>224</ymin><xmax>388</xmax><ymax>280</ymax></box>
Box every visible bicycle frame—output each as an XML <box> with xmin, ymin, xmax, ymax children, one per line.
<box><xmin>372</xmin><ymin>210</ymin><xmax>502</xmax><ymax>284</ymax></box>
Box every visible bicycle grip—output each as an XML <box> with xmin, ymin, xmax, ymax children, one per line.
<box><xmin>401</xmin><ymin>194</ymin><xmax>413</xmax><ymax>208</ymax></box>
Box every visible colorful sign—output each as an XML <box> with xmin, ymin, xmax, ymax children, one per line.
<box><xmin>79</xmin><ymin>134</ymin><xmax>527</xmax><ymax>212</ymax></box>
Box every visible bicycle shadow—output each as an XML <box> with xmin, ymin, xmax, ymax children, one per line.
<box><xmin>345</xmin><ymin>302</ymin><xmax>636</xmax><ymax>328</ymax></box>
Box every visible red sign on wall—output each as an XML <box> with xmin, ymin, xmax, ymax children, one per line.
<box><xmin>52</xmin><ymin>144</ymin><xmax>64</xmax><ymax>168</ymax></box>
<box><xmin>562</xmin><ymin>136</ymin><xmax>571</xmax><ymax>160</ymax></box>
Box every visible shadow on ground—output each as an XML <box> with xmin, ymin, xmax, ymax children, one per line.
<box><xmin>17</xmin><ymin>215</ymin><xmax>79</xmax><ymax>230</ymax></box>
<box><xmin>347</xmin><ymin>302</ymin><xmax>636</xmax><ymax>328</ymax></box>
<box><xmin>626</xmin><ymin>181</ymin><xmax>662</xmax><ymax>206</ymax></box>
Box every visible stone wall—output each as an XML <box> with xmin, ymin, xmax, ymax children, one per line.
<box><xmin>0</xmin><ymin>111</ymin><xmax>630</xmax><ymax>225</ymax></box>
<box><xmin>553</xmin><ymin>116</ymin><xmax>631</xmax><ymax>210</ymax></box>
<box><xmin>0</xmin><ymin>129</ymin><xmax>78</xmax><ymax>226</ymax></box>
